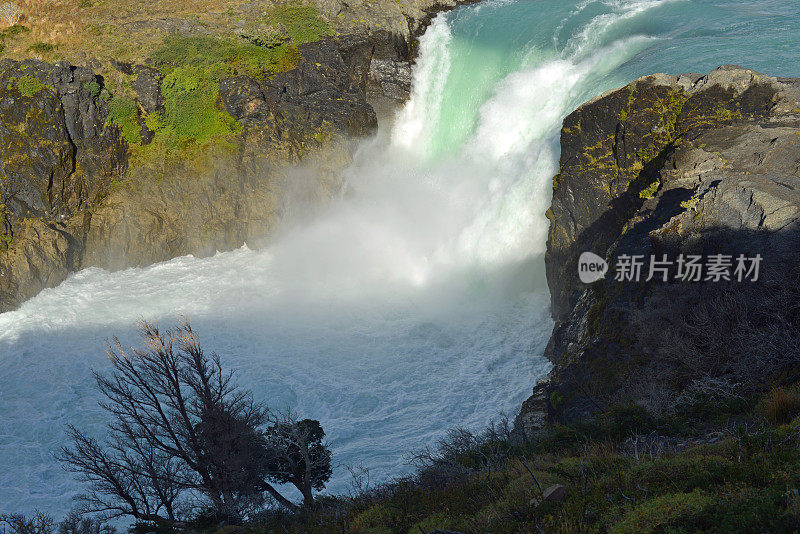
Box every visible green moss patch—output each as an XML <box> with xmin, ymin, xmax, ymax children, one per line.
<box><xmin>10</xmin><ymin>75</ymin><xmax>46</xmax><ymax>97</ymax></box>
<box><xmin>638</xmin><ymin>180</ymin><xmax>660</xmax><ymax>199</ymax></box>
<box><xmin>151</xmin><ymin>34</ymin><xmax>299</xmax><ymax>80</ymax></box>
<box><xmin>84</xmin><ymin>80</ymin><xmax>102</xmax><ymax>98</ymax></box>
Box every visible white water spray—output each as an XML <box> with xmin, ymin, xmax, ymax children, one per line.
<box><xmin>0</xmin><ymin>0</ymin><xmax>682</xmax><ymax>517</ymax></box>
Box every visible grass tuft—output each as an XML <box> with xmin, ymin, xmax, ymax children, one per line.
<box><xmin>762</xmin><ymin>385</ymin><xmax>800</xmax><ymax>426</ymax></box>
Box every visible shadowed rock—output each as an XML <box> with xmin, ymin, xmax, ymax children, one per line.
<box><xmin>518</xmin><ymin>66</ymin><xmax>800</xmax><ymax>433</ymax></box>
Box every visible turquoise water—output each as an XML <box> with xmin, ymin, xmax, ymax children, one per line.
<box><xmin>1</xmin><ymin>0</ymin><xmax>799</xmax><ymax>519</ymax></box>
<box><xmin>415</xmin><ymin>0</ymin><xmax>800</xmax><ymax>158</ymax></box>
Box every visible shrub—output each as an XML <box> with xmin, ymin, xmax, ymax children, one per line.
<box><xmin>762</xmin><ymin>385</ymin><xmax>800</xmax><ymax>426</ymax></box>
<box><xmin>610</xmin><ymin>490</ymin><xmax>716</xmax><ymax>533</ymax></box>
<box><xmin>160</xmin><ymin>65</ymin><xmax>241</xmax><ymax>144</ymax></box>
<box><xmin>614</xmin><ymin>487</ymin><xmax>791</xmax><ymax>533</ymax></box>
<box><xmin>107</xmin><ymin>95</ymin><xmax>142</xmax><ymax>145</ymax></box>
<box><xmin>592</xmin><ymin>404</ymin><xmax>657</xmax><ymax>440</ymax></box>
<box><xmin>27</xmin><ymin>42</ymin><xmax>55</xmax><ymax>54</ymax></box>
<box><xmin>83</xmin><ymin>80</ymin><xmax>101</xmax><ymax>98</ymax></box>
<box><xmin>0</xmin><ymin>23</ymin><xmax>27</xmax><ymax>39</ymax></box>
<box><xmin>631</xmin><ymin>454</ymin><xmax>738</xmax><ymax>494</ymax></box>
<box><xmin>0</xmin><ymin>512</ymin><xmax>53</xmax><ymax>534</ymax></box>
<box><xmin>630</xmin><ymin>262</ymin><xmax>800</xmax><ymax>400</ymax></box>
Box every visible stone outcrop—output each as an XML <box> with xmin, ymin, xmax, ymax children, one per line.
<box><xmin>518</xmin><ymin>66</ymin><xmax>800</xmax><ymax>434</ymax></box>
<box><xmin>319</xmin><ymin>0</ymin><xmax>478</xmax><ymax>104</ymax></box>
<box><xmin>0</xmin><ymin>60</ymin><xmax>126</xmax><ymax>308</ymax></box>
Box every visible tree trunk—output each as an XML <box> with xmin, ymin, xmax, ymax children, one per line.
<box><xmin>300</xmin><ymin>483</ymin><xmax>314</xmax><ymax>508</ymax></box>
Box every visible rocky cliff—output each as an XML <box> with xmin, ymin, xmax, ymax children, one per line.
<box><xmin>0</xmin><ymin>1</ymin><xmax>472</xmax><ymax>311</ymax></box>
<box><xmin>518</xmin><ymin>66</ymin><xmax>800</xmax><ymax>436</ymax></box>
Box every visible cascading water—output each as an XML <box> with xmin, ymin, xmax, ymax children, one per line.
<box><xmin>2</xmin><ymin>0</ymin><xmax>800</xmax><ymax>517</ymax></box>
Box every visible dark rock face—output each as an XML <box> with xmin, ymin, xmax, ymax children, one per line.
<box><xmin>0</xmin><ymin>37</ymin><xmax>380</xmax><ymax>311</ymax></box>
<box><xmin>519</xmin><ymin>66</ymin><xmax>800</xmax><ymax>434</ymax></box>
<box><xmin>132</xmin><ymin>65</ymin><xmax>165</xmax><ymax>114</ymax></box>
<box><xmin>84</xmin><ymin>38</ymin><xmax>379</xmax><ymax>274</ymax></box>
<box><xmin>0</xmin><ymin>60</ymin><xmax>123</xmax><ymax>221</ymax></box>
<box><xmin>0</xmin><ymin>59</ymin><xmax>126</xmax><ymax>309</ymax></box>
<box><xmin>221</xmin><ymin>39</ymin><xmax>378</xmax><ymax>138</ymax></box>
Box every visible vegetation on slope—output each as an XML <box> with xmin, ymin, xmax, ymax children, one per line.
<box><xmin>0</xmin><ymin>0</ymin><xmax>332</xmax><ymax>66</ymax></box>
<box><xmin>0</xmin><ymin>0</ymin><xmax>336</xmax><ymax>159</ymax></box>
<box><xmin>96</xmin><ymin>1</ymin><xmax>333</xmax><ymax>161</ymax></box>
<box><xmin>5</xmin><ymin>335</ymin><xmax>800</xmax><ymax>532</ymax></box>
<box><xmin>256</xmin><ymin>390</ymin><xmax>800</xmax><ymax>533</ymax></box>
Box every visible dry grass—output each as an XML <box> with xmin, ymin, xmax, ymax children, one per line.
<box><xmin>762</xmin><ymin>386</ymin><xmax>800</xmax><ymax>426</ymax></box>
<box><xmin>2</xmin><ymin>0</ymin><xmax>292</xmax><ymax>65</ymax></box>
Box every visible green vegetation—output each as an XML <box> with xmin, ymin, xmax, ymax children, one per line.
<box><xmin>0</xmin><ymin>24</ymin><xmax>29</xmax><ymax>42</ymax></box>
<box><xmin>248</xmin><ymin>387</ymin><xmax>800</xmax><ymax>533</ymax></box>
<box><xmin>27</xmin><ymin>42</ymin><xmax>56</xmax><ymax>54</ymax></box>
<box><xmin>160</xmin><ymin>65</ymin><xmax>241</xmax><ymax>144</ymax></box>
<box><xmin>108</xmin><ymin>95</ymin><xmax>143</xmax><ymax>145</ymax></box>
<box><xmin>715</xmin><ymin>106</ymin><xmax>734</xmax><ymax>121</ymax></box>
<box><xmin>84</xmin><ymin>80</ymin><xmax>102</xmax><ymax>98</ymax></box>
<box><xmin>10</xmin><ymin>75</ymin><xmax>46</xmax><ymax>97</ymax></box>
<box><xmin>638</xmin><ymin>180</ymin><xmax>660</xmax><ymax>199</ymax></box>
<box><xmin>151</xmin><ymin>34</ymin><xmax>299</xmax><ymax>80</ymax></box>
<box><xmin>0</xmin><ymin>204</ymin><xmax>11</xmax><ymax>248</ymax></box>
<box><xmin>680</xmin><ymin>195</ymin><xmax>700</xmax><ymax>211</ymax></box>
<box><xmin>265</xmin><ymin>2</ymin><xmax>335</xmax><ymax>45</ymax></box>
<box><xmin>122</xmin><ymin>1</ymin><xmax>330</xmax><ymax>157</ymax></box>
<box><xmin>106</xmin><ymin>61</ymin><xmax>244</xmax><ymax>159</ymax></box>
<box><xmin>0</xmin><ymin>24</ymin><xmax>29</xmax><ymax>54</ymax></box>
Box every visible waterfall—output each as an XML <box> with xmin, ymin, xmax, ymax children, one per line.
<box><xmin>0</xmin><ymin>0</ymin><xmax>729</xmax><ymax>517</ymax></box>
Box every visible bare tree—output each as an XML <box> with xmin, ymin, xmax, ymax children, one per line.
<box><xmin>0</xmin><ymin>511</ymin><xmax>116</xmax><ymax>534</ymax></box>
<box><xmin>263</xmin><ymin>412</ymin><xmax>332</xmax><ymax>507</ymax></box>
<box><xmin>57</xmin><ymin>512</ymin><xmax>116</xmax><ymax>534</ymax></box>
<box><xmin>59</xmin><ymin>320</ymin><xmax>300</xmax><ymax>524</ymax></box>
<box><xmin>0</xmin><ymin>512</ymin><xmax>54</xmax><ymax>534</ymax></box>
<box><xmin>0</xmin><ymin>2</ymin><xmax>21</xmax><ymax>26</ymax></box>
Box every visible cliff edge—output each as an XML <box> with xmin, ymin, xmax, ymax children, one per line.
<box><xmin>519</xmin><ymin>66</ymin><xmax>800</xmax><ymax>435</ymax></box>
<box><xmin>0</xmin><ymin>0</ymin><xmax>474</xmax><ymax>311</ymax></box>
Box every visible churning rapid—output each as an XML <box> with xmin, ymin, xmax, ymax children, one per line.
<box><xmin>2</xmin><ymin>0</ymin><xmax>799</xmax><ymax>517</ymax></box>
